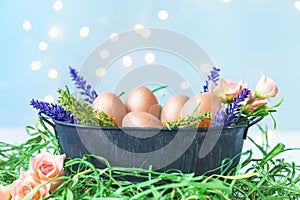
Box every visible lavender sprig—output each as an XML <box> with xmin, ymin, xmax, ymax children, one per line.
<box><xmin>224</xmin><ymin>88</ymin><xmax>251</xmax><ymax>126</ymax></box>
<box><xmin>69</xmin><ymin>66</ymin><xmax>98</xmax><ymax>103</ymax></box>
<box><xmin>203</xmin><ymin>67</ymin><xmax>221</xmax><ymax>92</ymax></box>
<box><xmin>30</xmin><ymin>99</ymin><xmax>74</xmax><ymax>123</ymax></box>
<box><xmin>212</xmin><ymin>109</ymin><xmax>226</xmax><ymax>127</ymax></box>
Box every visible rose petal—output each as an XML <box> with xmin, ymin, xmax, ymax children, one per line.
<box><xmin>29</xmin><ymin>150</ymin><xmax>66</xmax><ymax>183</ymax></box>
<box><xmin>255</xmin><ymin>75</ymin><xmax>278</xmax><ymax>98</ymax></box>
<box><xmin>0</xmin><ymin>185</ymin><xmax>11</xmax><ymax>200</ymax></box>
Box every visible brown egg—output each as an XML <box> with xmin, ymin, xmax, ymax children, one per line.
<box><xmin>161</xmin><ymin>94</ymin><xmax>190</xmax><ymax>125</ymax></box>
<box><xmin>180</xmin><ymin>92</ymin><xmax>221</xmax><ymax>127</ymax></box>
<box><xmin>92</xmin><ymin>92</ymin><xmax>127</xmax><ymax>126</ymax></box>
<box><xmin>125</xmin><ymin>86</ymin><xmax>160</xmax><ymax>118</ymax></box>
<box><xmin>122</xmin><ymin>111</ymin><xmax>163</xmax><ymax>128</ymax></box>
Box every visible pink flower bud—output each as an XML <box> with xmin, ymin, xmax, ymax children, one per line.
<box><xmin>255</xmin><ymin>75</ymin><xmax>279</xmax><ymax>98</ymax></box>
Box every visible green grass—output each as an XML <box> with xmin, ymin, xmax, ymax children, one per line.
<box><xmin>0</xmin><ymin>119</ymin><xmax>300</xmax><ymax>199</ymax></box>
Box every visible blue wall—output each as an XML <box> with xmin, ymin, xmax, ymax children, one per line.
<box><xmin>0</xmin><ymin>0</ymin><xmax>299</xmax><ymax>130</ymax></box>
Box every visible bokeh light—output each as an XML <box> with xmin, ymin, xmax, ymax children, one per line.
<box><xmin>79</xmin><ymin>26</ymin><xmax>90</xmax><ymax>37</ymax></box>
<box><xmin>96</xmin><ymin>67</ymin><xmax>106</xmax><ymax>77</ymax></box>
<box><xmin>141</xmin><ymin>29</ymin><xmax>151</xmax><ymax>38</ymax></box>
<box><xmin>22</xmin><ymin>20</ymin><xmax>32</xmax><ymax>31</ymax></box>
<box><xmin>295</xmin><ymin>1</ymin><xmax>300</xmax><ymax>11</ymax></box>
<box><xmin>38</xmin><ymin>41</ymin><xmax>48</xmax><ymax>51</ymax></box>
<box><xmin>99</xmin><ymin>49</ymin><xmax>110</xmax><ymax>59</ymax></box>
<box><xmin>44</xmin><ymin>95</ymin><xmax>55</xmax><ymax>103</ymax></box>
<box><xmin>134</xmin><ymin>24</ymin><xmax>144</xmax><ymax>34</ymax></box>
<box><xmin>31</xmin><ymin>61</ymin><xmax>42</xmax><ymax>71</ymax></box>
<box><xmin>199</xmin><ymin>63</ymin><xmax>212</xmax><ymax>74</ymax></box>
<box><xmin>110</xmin><ymin>33</ymin><xmax>119</xmax><ymax>42</ymax></box>
<box><xmin>48</xmin><ymin>69</ymin><xmax>58</xmax><ymax>79</ymax></box>
<box><xmin>180</xmin><ymin>81</ymin><xmax>190</xmax><ymax>89</ymax></box>
<box><xmin>157</xmin><ymin>10</ymin><xmax>169</xmax><ymax>21</ymax></box>
<box><xmin>49</xmin><ymin>27</ymin><xmax>60</xmax><ymax>38</ymax></box>
<box><xmin>122</xmin><ymin>56</ymin><xmax>133</xmax><ymax>67</ymax></box>
<box><xmin>53</xmin><ymin>1</ymin><xmax>63</xmax><ymax>11</ymax></box>
<box><xmin>145</xmin><ymin>53</ymin><xmax>156</xmax><ymax>64</ymax></box>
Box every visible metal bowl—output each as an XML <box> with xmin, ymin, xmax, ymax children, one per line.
<box><xmin>40</xmin><ymin>114</ymin><xmax>262</xmax><ymax>176</ymax></box>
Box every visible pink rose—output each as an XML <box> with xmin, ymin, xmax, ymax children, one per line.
<box><xmin>7</xmin><ymin>169</ymin><xmax>49</xmax><ymax>200</ymax></box>
<box><xmin>255</xmin><ymin>75</ymin><xmax>279</xmax><ymax>98</ymax></box>
<box><xmin>0</xmin><ymin>185</ymin><xmax>11</xmax><ymax>200</ymax></box>
<box><xmin>214</xmin><ymin>78</ymin><xmax>249</xmax><ymax>103</ymax></box>
<box><xmin>243</xmin><ymin>92</ymin><xmax>268</xmax><ymax>113</ymax></box>
<box><xmin>29</xmin><ymin>150</ymin><xmax>66</xmax><ymax>191</ymax></box>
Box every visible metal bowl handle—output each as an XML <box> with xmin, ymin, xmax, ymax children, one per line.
<box><xmin>247</xmin><ymin>116</ymin><xmax>264</xmax><ymax>128</ymax></box>
<box><xmin>243</xmin><ymin>116</ymin><xmax>264</xmax><ymax>139</ymax></box>
<box><xmin>38</xmin><ymin>112</ymin><xmax>55</xmax><ymax>128</ymax></box>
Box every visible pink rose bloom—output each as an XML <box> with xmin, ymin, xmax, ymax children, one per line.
<box><xmin>214</xmin><ymin>78</ymin><xmax>249</xmax><ymax>103</ymax></box>
<box><xmin>255</xmin><ymin>75</ymin><xmax>279</xmax><ymax>98</ymax></box>
<box><xmin>7</xmin><ymin>169</ymin><xmax>49</xmax><ymax>200</ymax></box>
<box><xmin>0</xmin><ymin>185</ymin><xmax>11</xmax><ymax>200</ymax></box>
<box><xmin>29</xmin><ymin>150</ymin><xmax>66</xmax><ymax>192</ymax></box>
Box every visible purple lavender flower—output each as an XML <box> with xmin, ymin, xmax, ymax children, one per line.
<box><xmin>224</xmin><ymin>88</ymin><xmax>251</xmax><ymax>126</ymax></box>
<box><xmin>212</xmin><ymin>109</ymin><xmax>226</xmax><ymax>127</ymax></box>
<box><xmin>203</xmin><ymin>67</ymin><xmax>221</xmax><ymax>92</ymax></box>
<box><xmin>30</xmin><ymin>99</ymin><xmax>74</xmax><ymax>123</ymax></box>
<box><xmin>69</xmin><ymin>66</ymin><xmax>98</xmax><ymax>103</ymax></box>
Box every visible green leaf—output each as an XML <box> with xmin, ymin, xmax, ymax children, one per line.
<box><xmin>151</xmin><ymin>85</ymin><xmax>168</xmax><ymax>93</ymax></box>
<box><xmin>165</xmin><ymin>112</ymin><xmax>212</xmax><ymax>129</ymax></box>
<box><xmin>250</xmin><ymin>108</ymin><xmax>269</xmax><ymax>117</ymax></box>
<box><xmin>66</xmin><ymin>188</ymin><xmax>74</xmax><ymax>200</ymax></box>
<box><xmin>65</xmin><ymin>85</ymin><xmax>71</xmax><ymax>96</ymax></box>
<box><xmin>269</xmin><ymin>98</ymin><xmax>284</xmax><ymax>109</ymax></box>
<box><xmin>270</xmin><ymin>112</ymin><xmax>277</xmax><ymax>129</ymax></box>
<box><xmin>118</xmin><ymin>91</ymin><xmax>126</xmax><ymax>97</ymax></box>
<box><xmin>260</xmin><ymin>143</ymin><xmax>285</xmax><ymax>166</ymax></box>
<box><xmin>57</xmin><ymin>88</ymin><xmax>114</xmax><ymax>126</ymax></box>
<box><xmin>247</xmin><ymin>136</ymin><xmax>268</xmax><ymax>156</ymax></box>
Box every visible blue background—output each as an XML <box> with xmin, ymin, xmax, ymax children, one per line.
<box><xmin>0</xmin><ymin>0</ymin><xmax>299</xmax><ymax>131</ymax></box>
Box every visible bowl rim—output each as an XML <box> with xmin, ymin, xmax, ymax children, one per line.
<box><xmin>52</xmin><ymin>118</ymin><xmax>249</xmax><ymax>131</ymax></box>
